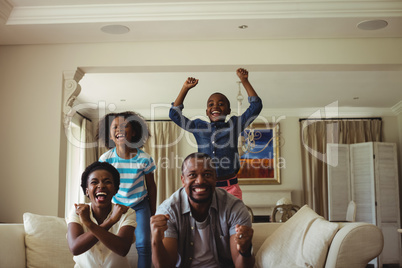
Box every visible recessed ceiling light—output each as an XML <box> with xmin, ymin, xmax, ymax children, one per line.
<box><xmin>357</xmin><ymin>20</ymin><xmax>388</xmax><ymax>30</ymax></box>
<box><xmin>101</xmin><ymin>25</ymin><xmax>130</xmax><ymax>35</ymax></box>
<box><xmin>238</xmin><ymin>25</ymin><xmax>248</xmax><ymax>29</ymax></box>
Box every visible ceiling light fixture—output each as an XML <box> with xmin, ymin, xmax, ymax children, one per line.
<box><xmin>357</xmin><ymin>20</ymin><xmax>388</xmax><ymax>30</ymax></box>
<box><xmin>238</xmin><ymin>25</ymin><xmax>248</xmax><ymax>29</ymax></box>
<box><xmin>101</xmin><ymin>25</ymin><xmax>130</xmax><ymax>35</ymax></box>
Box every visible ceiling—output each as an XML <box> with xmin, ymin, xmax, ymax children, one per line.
<box><xmin>1</xmin><ymin>0</ymin><xmax>402</xmax><ymax>119</ymax></box>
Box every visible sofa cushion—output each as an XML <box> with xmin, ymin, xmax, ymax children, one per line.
<box><xmin>255</xmin><ymin>205</ymin><xmax>339</xmax><ymax>268</ymax></box>
<box><xmin>23</xmin><ymin>212</ymin><xmax>75</xmax><ymax>268</ymax></box>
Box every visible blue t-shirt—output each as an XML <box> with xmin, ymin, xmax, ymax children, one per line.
<box><xmin>169</xmin><ymin>96</ymin><xmax>263</xmax><ymax>178</ymax></box>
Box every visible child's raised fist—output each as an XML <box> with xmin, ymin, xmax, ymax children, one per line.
<box><xmin>236</xmin><ymin>68</ymin><xmax>249</xmax><ymax>80</ymax></box>
<box><xmin>183</xmin><ymin>77</ymin><xmax>199</xmax><ymax>90</ymax></box>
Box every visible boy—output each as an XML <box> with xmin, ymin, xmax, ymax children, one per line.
<box><xmin>169</xmin><ymin>68</ymin><xmax>263</xmax><ymax>199</ymax></box>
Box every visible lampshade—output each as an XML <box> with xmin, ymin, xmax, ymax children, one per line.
<box><xmin>276</xmin><ymin>197</ymin><xmax>292</xmax><ymax>206</ymax></box>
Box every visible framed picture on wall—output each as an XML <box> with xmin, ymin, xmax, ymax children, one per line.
<box><xmin>237</xmin><ymin>123</ymin><xmax>281</xmax><ymax>184</ymax></box>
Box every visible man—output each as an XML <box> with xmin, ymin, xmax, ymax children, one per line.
<box><xmin>151</xmin><ymin>153</ymin><xmax>254</xmax><ymax>268</ymax></box>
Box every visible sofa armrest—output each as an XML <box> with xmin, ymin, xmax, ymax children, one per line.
<box><xmin>0</xmin><ymin>224</ymin><xmax>26</xmax><ymax>268</ymax></box>
<box><xmin>325</xmin><ymin>222</ymin><xmax>384</xmax><ymax>268</ymax></box>
<box><xmin>252</xmin><ymin>222</ymin><xmax>282</xmax><ymax>254</ymax></box>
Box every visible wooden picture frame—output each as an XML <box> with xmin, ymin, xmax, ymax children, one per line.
<box><xmin>237</xmin><ymin>123</ymin><xmax>281</xmax><ymax>185</ymax></box>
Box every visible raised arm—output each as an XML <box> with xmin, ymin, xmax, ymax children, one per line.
<box><xmin>151</xmin><ymin>214</ymin><xmax>178</xmax><ymax>268</ymax></box>
<box><xmin>236</xmin><ymin>68</ymin><xmax>258</xmax><ymax>97</ymax></box>
<box><xmin>173</xmin><ymin>77</ymin><xmax>199</xmax><ymax>106</ymax></box>
<box><xmin>230</xmin><ymin>224</ymin><xmax>255</xmax><ymax>268</ymax></box>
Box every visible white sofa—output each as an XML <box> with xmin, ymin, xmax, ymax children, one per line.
<box><xmin>0</xmin><ymin>209</ymin><xmax>383</xmax><ymax>268</ymax></box>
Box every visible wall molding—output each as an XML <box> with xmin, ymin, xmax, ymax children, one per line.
<box><xmin>6</xmin><ymin>1</ymin><xmax>402</xmax><ymax>25</ymax></box>
<box><xmin>391</xmin><ymin>101</ymin><xmax>402</xmax><ymax>115</ymax></box>
<box><xmin>63</xmin><ymin>68</ymin><xmax>85</xmax><ymax>128</ymax></box>
<box><xmin>0</xmin><ymin>0</ymin><xmax>13</xmax><ymax>24</ymax></box>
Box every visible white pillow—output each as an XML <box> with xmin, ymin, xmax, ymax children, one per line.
<box><xmin>255</xmin><ymin>205</ymin><xmax>339</xmax><ymax>268</ymax></box>
<box><xmin>23</xmin><ymin>212</ymin><xmax>75</xmax><ymax>268</ymax></box>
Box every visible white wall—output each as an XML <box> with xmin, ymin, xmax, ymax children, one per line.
<box><xmin>1</xmin><ymin>38</ymin><xmax>401</xmax><ymax>222</ymax></box>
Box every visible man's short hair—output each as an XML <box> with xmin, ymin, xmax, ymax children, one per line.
<box><xmin>181</xmin><ymin>152</ymin><xmax>216</xmax><ymax>172</ymax></box>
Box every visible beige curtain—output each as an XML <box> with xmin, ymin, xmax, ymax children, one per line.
<box><xmin>65</xmin><ymin>117</ymin><xmax>97</xmax><ymax>216</ymax></box>
<box><xmin>98</xmin><ymin>143</ymin><xmax>108</xmax><ymax>158</ymax></box>
<box><xmin>78</xmin><ymin>119</ymin><xmax>97</xmax><ymax>202</ymax></box>
<box><xmin>300</xmin><ymin>119</ymin><xmax>382</xmax><ymax>218</ymax></box>
<box><xmin>143</xmin><ymin>121</ymin><xmax>182</xmax><ymax>206</ymax></box>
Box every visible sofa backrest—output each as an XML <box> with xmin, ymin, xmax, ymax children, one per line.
<box><xmin>0</xmin><ymin>221</ymin><xmax>276</xmax><ymax>268</ymax></box>
<box><xmin>0</xmin><ymin>224</ymin><xmax>26</xmax><ymax>268</ymax></box>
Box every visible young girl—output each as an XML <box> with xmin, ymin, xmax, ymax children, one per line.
<box><xmin>97</xmin><ymin>111</ymin><xmax>157</xmax><ymax>268</ymax></box>
<box><xmin>67</xmin><ymin>161</ymin><xmax>136</xmax><ymax>267</ymax></box>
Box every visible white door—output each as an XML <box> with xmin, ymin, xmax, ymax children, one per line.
<box><xmin>350</xmin><ymin>143</ymin><xmax>376</xmax><ymax>224</ymax></box>
<box><xmin>374</xmin><ymin>142</ymin><xmax>401</xmax><ymax>265</ymax></box>
<box><xmin>327</xmin><ymin>143</ymin><xmax>351</xmax><ymax>221</ymax></box>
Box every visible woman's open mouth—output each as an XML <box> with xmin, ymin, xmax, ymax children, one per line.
<box><xmin>95</xmin><ymin>192</ymin><xmax>108</xmax><ymax>201</ymax></box>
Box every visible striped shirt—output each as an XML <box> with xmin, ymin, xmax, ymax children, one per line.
<box><xmin>99</xmin><ymin>148</ymin><xmax>156</xmax><ymax>208</ymax></box>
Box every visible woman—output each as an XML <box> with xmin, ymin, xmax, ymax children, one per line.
<box><xmin>67</xmin><ymin>161</ymin><xmax>136</xmax><ymax>268</ymax></box>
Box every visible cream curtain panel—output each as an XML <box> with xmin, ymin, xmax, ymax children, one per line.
<box><xmin>79</xmin><ymin>118</ymin><xmax>97</xmax><ymax>202</ymax></box>
<box><xmin>299</xmin><ymin>119</ymin><xmax>382</xmax><ymax>218</ymax></box>
<box><xmin>65</xmin><ymin>117</ymin><xmax>97</xmax><ymax>216</ymax></box>
<box><xmin>144</xmin><ymin>121</ymin><xmax>182</xmax><ymax>206</ymax></box>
